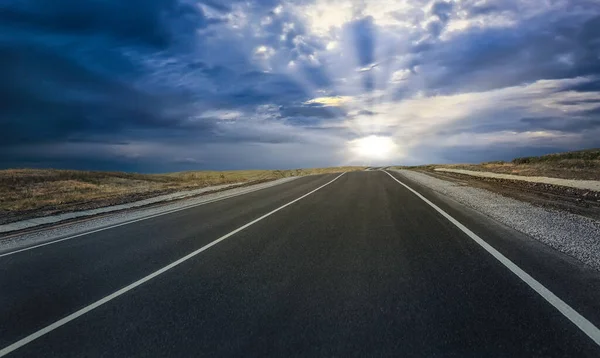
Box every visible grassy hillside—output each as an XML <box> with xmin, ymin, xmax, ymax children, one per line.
<box><xmin>0</xmin><ymin>166</ymin><xmax>365</xmax><ymax>224</ymax></box>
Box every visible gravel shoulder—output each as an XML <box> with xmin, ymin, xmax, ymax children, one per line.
<box><xmin>392</xmin><ymin>169</ymin><xmax>600</xmax><ymax>271</ymax></box>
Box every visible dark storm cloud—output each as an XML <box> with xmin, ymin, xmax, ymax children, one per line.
<box><xmin>0</xmin><ymin>0</ymin><xmax>218</xmax><ymax>48</ymax></box>
<box><xmin>211</xmin><ymin>70</ymin><xmax>309</xmax><ymax>109</ymax></box>
<box><xmin>563</xmin><ymin>78</ymin><xmax>600</xmax><ymax>93</ymax></box>
<box><xmin>428</xmin><ymin>1</ymin><xmax>453</xmax><ymax>38</ymax></box>
<box><xmin>0</xmin><ymin>0</ymin><xmax>226</xmax><ymax>150</ymax></box>
<box><xmin>197</xmin><ymin>0</ymin><xmax>232</xmax><ymax>12</ymax></box>
<box><xmin>0</xmin><ymin>44</ymin><xmax>218</xmax><ymax>146</ymax></box>
<box><xmin>431</xmin><ymin>1</ymin><xmax>453</xmax><ymax>22</ymax></box>
<box><xmin>439</xmin><ymin>112</ymin><xmax>600</xmax><ymax>137</ymax></box>
<box><xmin>434</xmin><ymin>145</ymin><xmax>570</xmax><ymax>164</ymax></box>
<box><xmin>349</xmin><ymin>17</ymin><xmax>375</xmax><ymax>67</ymax></box>
<box><xmin>463</xmin><ymin>1</ymin><xmax>507</xmax><ymax>17</ymax></box>
<box><xmin>344</xmin><ymin>16</ymin><xmax>377</xmax><ymax>92</ymax></box>
<box><xmin>280</xmin><ymin>104</ymin><xmax>344</xmax><ymax>120</ymax></box>
<box><xmin>520</xmin><ymin>117</ymin><xmax>600</xmax><ymax>132</ymax></box>
<box><xmin>0</xmin><ymin>0</ymin><xmax>318</xmax><ymax>161</ymax></box>
<box><xmin>410</xmin><ymin>10</ymin><xmax>600</xmax><ymax>95</ymax></box>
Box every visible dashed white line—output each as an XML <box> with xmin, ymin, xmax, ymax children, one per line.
<box><xmin>382</xmin><ymin>170</ymin><xmax>600</xmax><ymax>347</ymax></box>
<box><xmin>0</xmin><ymin>172</ymin><xmax>345</xmax><ymax>357</ymax></box>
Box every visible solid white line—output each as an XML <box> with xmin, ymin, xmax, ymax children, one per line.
<box><xmin>0</xmin><ymin>172</ymin><xmax>345</xmax><ymax>357</ymax></box>
<box><xmin>0</xmin><ymin>178</ymin><xmax>299</xmax><ymax>258</ymax></box>
<box><xmin>382</xmin><ymin>170</ymin><xmax>600</xmax><ymax>347</ymax></box>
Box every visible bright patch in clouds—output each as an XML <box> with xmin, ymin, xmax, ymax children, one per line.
<box><xmin>304</xmin><ymin>96</ymin><xmax>351</xmax><ymax>107</ymax></box>
<box><xmin>350</xmin><ymin>135</ymin><xmax>398</xmax><ymax>161</ymax></box>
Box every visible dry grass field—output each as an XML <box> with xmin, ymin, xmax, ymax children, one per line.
<box><xmin>0</xmin><ymin>167</ymin><xmax>365</xmax><ymax>224</ymax></box>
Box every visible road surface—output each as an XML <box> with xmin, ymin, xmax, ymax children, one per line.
<box><xmin>1</xmin><ymin>171</ymin><xmax>600</xmax><ymax>357</ymax></box>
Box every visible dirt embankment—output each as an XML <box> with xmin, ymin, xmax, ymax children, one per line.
<box><xmin>430</xmin><ymin>148</ymin><xmax>600</xmax><ymax>180</ymax></box>
<box><xmin>395</xmin><ymin>149</ymin><xmax>600</xmax><ymax>220</ymax></box>
<box><xmin>419</xmin><ymin>169</ymin><xmax>600</xmax><ymax>221</ymax></box>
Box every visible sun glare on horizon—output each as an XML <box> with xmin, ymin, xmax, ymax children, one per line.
<box><xmin>350</xmin><ymin>135</ymin><xmax>397</xmax><ymax>161</ymax></box>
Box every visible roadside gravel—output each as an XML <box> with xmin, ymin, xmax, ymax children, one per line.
<box><xmin>0</xmin><ymin>177</ymin><xmax>297</xmax><ymax>255</ymax></box>
<box><xmin>393</xmin><ymin>169</ymin><xmax>600</xmax><ymax>271</ymax></box>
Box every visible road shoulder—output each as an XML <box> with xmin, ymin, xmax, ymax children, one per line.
<box><xmin>385</xmin><ymin>169</ymin><xmax>600</xmax><ymax>332</ymax></box>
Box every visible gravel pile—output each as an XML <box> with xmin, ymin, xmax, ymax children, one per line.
<box><xmin>0</xmin><ymin>177</ymin><xmax>298</xmax><ymax>254</ymax></box>
<box><xmin>394</xmin><ymin>169</ymin><xmax>600</xmax><ymax>271</ymax></box>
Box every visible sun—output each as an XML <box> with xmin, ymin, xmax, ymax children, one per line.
<box><xmin>350</xmin><ymin>135</ymin><xmax>397</xmax><ymax>160</ymax></box>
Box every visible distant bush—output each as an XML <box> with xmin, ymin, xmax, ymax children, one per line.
<box><xmin>512</xmin><ymin>149</ymin><xmax>600</xmax><ymax>164</ymax></box>
<box><xmin>512</xmin><ymin>157</ymin><xmax>533</xmax><ymax>164</ymax></box>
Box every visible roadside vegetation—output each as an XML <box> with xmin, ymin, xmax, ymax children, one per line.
<box><xmin>396</xmin><ymin>149</ymin><xmax>600</xmax><ymax>180</ymax></box>
<box><xmin>0</xmin><ymin>167</ymin><xmax>365</xmax><ymax>224</ymax></box>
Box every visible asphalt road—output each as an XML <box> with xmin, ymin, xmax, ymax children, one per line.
<box><xmin>1</xmin><ymin>171</ymin><xmax>600</xmax><ymax>357</ymax></box>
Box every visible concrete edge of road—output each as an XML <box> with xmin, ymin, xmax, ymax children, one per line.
<box><xmin>0</xmin><ymin>173</ymin><xmax>346</xmax><ymax>357</ymax></box>
<box><xmin>0</xmin><ymin>176</ymin><xmax>302</xmax><ymax>257</ymax></box>
<box><xmin>381</xmin><ymin>170</ymin><xmax>600</xmax><ymax>348</ymax></box>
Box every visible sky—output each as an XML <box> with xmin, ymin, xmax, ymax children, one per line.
<box><xmin>2</xmin><ymin>0</ymin><xmax>600</xmax><ymax>172</ymax></box>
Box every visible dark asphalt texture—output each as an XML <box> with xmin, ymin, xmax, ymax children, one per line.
<box><xmin>1</xmin><ymin>171</ymin><xmax>600</xmax><ymax>357</ymax></box>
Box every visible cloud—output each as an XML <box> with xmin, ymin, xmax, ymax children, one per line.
<box><xmin>1</xmin><ymin>0</ymin><xmax>219</xmax><ymax>48</ymax></box>
<box><xmin>348</xmin><ymin>16</ymin><xmax>376</xmax><ymax>67</ymax></box>
<box><xmin>280</xmin><ymin>104</ymin><xmax>344</xmax><ymax>120</ymax></box>
<box><xmin>427</xmin><ymin>1</ymin><xmax>453</xmax><ymax>37</ymax></box>
<box><xmin>2</xmin><ymin>0</ymin><xmax>600</xmax><ymax>171</ymax></box>
<box><xmin>408</xmin><ymin>9</ymin><xmax>600</xmax><ymax>95</ymax></box>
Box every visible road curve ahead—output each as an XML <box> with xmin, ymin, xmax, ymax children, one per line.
<box><xmin>1</xmin><ymin>171</ymin><xmax>600</xmax><ymax>357</ymax></box>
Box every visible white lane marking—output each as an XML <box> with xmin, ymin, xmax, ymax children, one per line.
<box><xmin>0</xmin><ymin>172</ymin><xmax>344</xmax><ymax>357</ymax></box>
<box><xmin>382</xmin><ymin>170</ymin><xmax>600</xmax><ymax>347</ymax></box>
<box><xmin>0</xmin><ymin>178</ymin><xmax>301</xmax><ymax>258</ymax></box>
